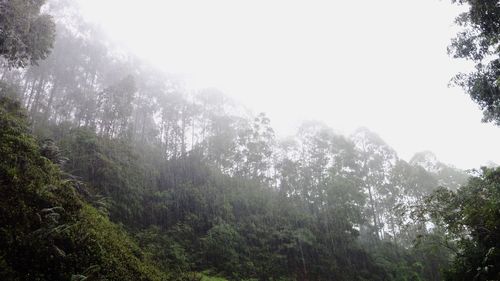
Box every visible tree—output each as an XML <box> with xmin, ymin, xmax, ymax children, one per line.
<box><xmin>0</xmin><ymin>1</ymin><xmax>468</xmax><ymax>279</ymax></box>
<box><xmin>0</xmin><ymin>0</ymin><xmax>55</xmax><ymax>68</ymax></box>
<box><xmin>97</xmin><ymin>75</ymin><xmax>136</xmax><ymax>138</ymax></box>
<box><xmin>449</xmin><ymin>0</ymin><xmax>500</xmax><ymax>125</ymax></box>
<box><xmin>351</xmin><ymin>127</ymin><xmax>398</xmax><ymax>240</ymax></box>
<box><xmin>234</xmin><ymin>112</ymin><xmax>275</xmax><ymax>183</ymax></box>
<box><xmin>421</xmin><ymin>167</ymin><xmax>500</xmax><ymax>281</ymax></box>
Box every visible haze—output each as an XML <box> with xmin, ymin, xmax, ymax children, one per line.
<box><xmin>78</xmin><ymin>0</ymin><xmax>500</xmax><ymax>169</ymax></box>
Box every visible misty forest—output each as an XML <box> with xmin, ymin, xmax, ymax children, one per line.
<box><xmin>0</xmin><ymin>0</ymin><xmax>499</xmax><ymax>280</ymax></box>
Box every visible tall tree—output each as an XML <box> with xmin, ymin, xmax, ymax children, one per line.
<box><xmin>351</xmin><ymin>128</ymin><xmax>398</xmax><ymax>240</ymax></box>
<box><xmin>0</xmin><ymin>0</ymin><xmax>55</xmax><ymax>68</ymax></box>
<box><xmin>97</xmin><ymin>75</ymin><xmax>136</xmax><ymax>138</ymax></box>
<box><xmin>449</xmin><ymin>0</ymin><xmax>500</xmax><ymax>125</ymax></box>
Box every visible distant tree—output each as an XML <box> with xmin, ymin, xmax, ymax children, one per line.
<box><xmin>449</xmin><ymin>0</ymin><xmax>500</xmax><ymax>125</ymax></box>
<box><xmin>351</xmin><ymin>127</ymin><xmax>398</xmax><ymax>240</ymax></box>
<box><xmin>0</xmin><ymin>0</ymin><xmax>55</xmax><ymax>67</ymax></box>
<box><xmin>389</xmin><ymin>160</ymin><xmax>438</xmax><ymax>245</ymax></box>
<box><xmin>97</xmin><ymin>75</ymin><xmax>136</xmax><ymax>138</ymax></box>
<box><xmin>0</xmin><ymin>1</ymin><xmax>470</xmax><ymax>279</ymax></box>
<box><xmin>235</xmin><ymin>112</ymin><xmax>275</xmax><ymax>182</ymax></box>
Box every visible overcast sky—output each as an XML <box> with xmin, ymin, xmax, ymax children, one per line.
<box><xmin>76</xmin><ymin>0</ymin><xmax>500</xmax><ymax>169</ymax></box>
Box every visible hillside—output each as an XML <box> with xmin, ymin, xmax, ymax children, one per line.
<box><xmin>0</xmin><ymin>97</ymin><xmax>168</xmax><ymax>280</ymax></box>
<box><xmin>2</xmin><ymin>0</ymin><xmax>499</xmax><ymax>280</ymax></box>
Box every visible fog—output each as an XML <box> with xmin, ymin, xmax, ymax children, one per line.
<box><xmin>3</xmin><ymin>1</ymin><xmax>500</xmax><ymax>279</ymax></box>
<box><xmin>74</xmin><ymin>0</ymin><xmax>500</xmax><ymax>169</ymax></box>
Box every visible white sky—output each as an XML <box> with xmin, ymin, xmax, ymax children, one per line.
<box><xmin>76</xmin><ymin>0</ymin><xmax>500</xmax><ymax>169</ymax></box>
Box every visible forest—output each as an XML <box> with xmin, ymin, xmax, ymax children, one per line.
<box><xmin>0</xmin><ymin>0</ymin><xmax>499</xmax><ymax>280</ymax></box>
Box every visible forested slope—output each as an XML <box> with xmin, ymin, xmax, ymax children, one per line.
<box><xmin>0</xmin><ymin>90</ymin><xmax>457</xmax><ymax>281</ymax></box>
<box><xmin>0</xmin><ymin>97</ymin><xmax>166</xmax><ymax>281</ymax></box>
<box><xmin>2</xmin><ymin>0</ymin><xmax>499</xmax><ymax>280</ymax></box>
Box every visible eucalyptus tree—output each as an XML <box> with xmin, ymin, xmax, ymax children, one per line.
<box><xmin>233</xmin><ymin>112</ymin><xmax>275</xmax><ymax>183</ymax></box>
<box><xmin>96</xmin><ymin>75</ymin><xmax>136</xmax><ymax>138</ymax></box>
<box><xmin>351</xmin><ymin>127</ymin><xmax>398</xmax><ymax>240</ymax></box>
<box><xmin>389</xmin><ymin>160</ymin><xmax>438</xmax><ymax>245</ymax></box>
<box><xmin>410</xmin><ymin>151</ymin><xmax>468</xmax><ymax>190</ymax></box>
<box><xmin>275</xmin><ymin>122</ymin><xmax>364</xmax><ymax>224</ymax></box>
<box><xmin>275</xmin><ymin>121</ymin><xmax>334</xmax><ymax>204</ymax></box>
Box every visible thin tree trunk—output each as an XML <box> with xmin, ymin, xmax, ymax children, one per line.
<box><xmin>44</xmin><ymin>81</ymin><xmax>58</xmax><ymax>123</ymax></box>
<box><xmin>367</xmin><ymin>185</ymin><xmax>380</xmax><ymax>240</ymax></box>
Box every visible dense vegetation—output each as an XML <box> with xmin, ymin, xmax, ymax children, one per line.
<box><xmin>0</xmin><ymin>0</ymin><xmax>498</xmax><ymax>280</ymax></box>
<box><xmin>419</xmin><ymin>167</ymin><xmax>500</xmax><ymax>281</ymax></box>
<box><xmin>0</xmin><ymin>96</ymin><xmax>166</xmax><ymax>280</ymax></box>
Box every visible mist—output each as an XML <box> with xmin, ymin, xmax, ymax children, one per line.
<box><xmin>1</xmin><ymin>0</ymin><xmax>500</xmax><ymax>280</ymax></box>
<box><xmin>74</xmin><ymin>0</ymin><xmax>500</xmax><ymax>169</ymax></box>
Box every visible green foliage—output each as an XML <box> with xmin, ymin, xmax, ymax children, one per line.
<box><xmin>136</xmin><ymin>226</ymin><xmax>191</xmax><ymax>273</ymax></box>
<box><xmin>449</xmin><ymin>0</ymin><xmax>500</xmax><ymax>125</ymax></box>
<box><xmin>57</xmin><ymin>127</ymin><xmax>147</xmax><ymax>223</ymax></box>
<box><xmin>0</xmin><ymin>0</ymin><xmax>55</xmax><ymax>67</ymax></box>
<box><xmin>0</xmin><ymin>97</ymin><xmax>166</xmax><ymax>281</ymax></box>
<box><xmin>202</xmin><ymin>222</ymin><xmax>243</xmax><ymax>277</ymax></box>
<box><xmin>24</xmin><ymin>105</ymin><xmax>464</xmax><ymax>281</ymax></box>
<box><xmin>53</xmin><ymin>124</ymin><xmax>399</xmax><ymax>280</ymax></box>
<box><xmin>422</xmin><ymin>167</ymin><xmax>500</xmax><ymax>280</ymax></box>
<box><xmin>0</xmin><ymin>1</ymin><xmax>475</xmax><ymax>279</ymax></box>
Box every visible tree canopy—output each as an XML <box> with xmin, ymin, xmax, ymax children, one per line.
<box><xmin>449</xmin><ymin>0</ymin><xmax>500</xmax><ymax>125</ymax></box>
<box><xmin>0</xmin><ymin>0</ymin><xmax>497</xmax><ymax>280</ymax></box>
<box><xmin>0</xmin><ymin>0</ymin><xmax>55</xmax><ymax>68</ymax></box>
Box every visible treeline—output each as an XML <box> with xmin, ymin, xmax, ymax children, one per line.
<box><xmin>1</xmin><ymin>0</ymin><xmax>498</xmax><ymax>280</ymax></box>
<box><xmin>0</xmin><ymin>0</ymin><xmax>467</xmax><ymax>241</ymax></box>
